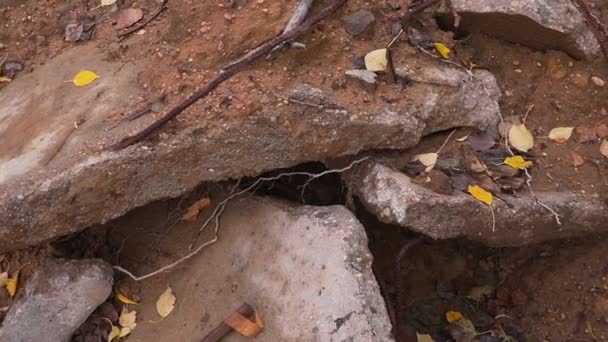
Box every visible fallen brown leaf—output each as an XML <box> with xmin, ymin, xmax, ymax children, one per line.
<box><xmin>596</xmin><ymin>123</ymin><xmax>608</xmax><ymax>139</ymax></box>
<box><xmin>182</xmin><ymin>198</ymin><xmax>211</xmax><ymax>222</ymax></box>
<box><xmin>115</xmin><ymin>8</ymin><xmax>144</xmax><ymax>30</ymax></box>
<box><xmin>468</xmin><ymin>133</ymin><xmax>496</xmax><ymax>151</ymax></box>
<box><xmin>462</xmin><ymin>144</ymin><xmax>487</xmax><ymax>173</ymax></box>
<box><xmin>576</xmin><ymin>126</ymin><xmax>597</xmax><ymax>143</ymax></box>
<box><xmin>571</xmin><ymin>151</ymin><xmax>585</xmax><ymax>167</ymax></box>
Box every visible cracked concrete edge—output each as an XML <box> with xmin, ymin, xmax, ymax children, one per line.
<box><xmin>0</xmin><ymin>64</ymin><xmax>500</xmax><ymax>252</ymax></box>
<box><xmin>346</xmin><ymin>161</ymin><xmax>608</xmax><ymax>247</ymax></box>
<box><xmin>281</xmin><ymin>202</ymin><xmax>394</xmax><ymax>341</ymax></box>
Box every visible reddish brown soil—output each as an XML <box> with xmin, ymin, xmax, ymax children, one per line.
<box><xmin>1</xmin><ymin>0</ymin><xmax>608</xmax><ymax>341</ymax></box>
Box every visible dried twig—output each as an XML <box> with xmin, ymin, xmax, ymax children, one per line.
<box><xmin>283</xmin><ymin>0</ymin><xmax>315</xmax><ymax>34</ymax></box>
<box><xmin>113</xmin><ymin>0</ymin><xmax>347</xmax><ymax>149</ymax></box>
<box><xmin>522</xmin><ymin>104</ymin><xmax>534</xmax><ymax>125</ymax></box>
<box><xmin>118</xmin><ymin>0</ymin><xmax>168</xmax><ymax>39</ymax></box>
<box><xmin>113</xmin><ymin>157</ymin><xmax>369</xmax><ymax>281</ymax></box>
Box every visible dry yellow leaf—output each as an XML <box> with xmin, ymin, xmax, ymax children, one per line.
<box><xmin>508</xmin><ymin>123</ymin><xmax>534</xmax><ymax>152</ymax></box>
<box><xmin>118</xmin><ymin>327</ymin><xmax>132</xmax><ymax>338</ymax></box>
<box><xmin>446</xmin><ymin>310</ymin><xmax>463</xmax><ymax>323</ymax></box>
<box><xmin>73</xmin><ymin>70</ymin><xmax>99</xmax><ymax>87</ymax></box>
<box><xmin>504</xmin><ymin>155</ymin><xmax>533</xmax><ymax>170</ymax></box>
<box><xmin>468</xmin><ymin>185</ymin><xmax>493</xmax><ymax>206</ymax></box>
<box><xmin>548</xmin><ymin>127</ymin><xmax>574</xmax><ymax>143</ymax></box>
<box><xmin>119</xmin><ymin>307</ymin><xmax>137</xmax><ymax>330</ymax></box>
<box><xmin>364</xmin><ymin>49</ymin><xmax>388</xmax><ymax>72</ymax></box>
<box><xmin>434</xmin><ymin>42</ymin><xmax>451</xmax><ymax>59</ymax></box>
<box><xmin>156</xmin><ymin>287</ymin><xmax>176</xmax><ymax>318</ymax></box>
<box><xmin>0</xmin><ymin>272</ymin><xmax>8</xmax><ymax>287</ymax></box>
<box><xmin>6</xmin><ymin>271</ymin><xmax>19</xmax><ymax>297</ymax></box>
<box><xmin>0</xmin><ymin>77</ymin><xmax>11</xmax><ymax>83</ymax></box>
<box><xmin>108</xmin><ymin>326</ymin><xmax>120</xmax><ymax>342</ymax></box>
<box><xmin>116</xmin><ymin>290</ymin><xmax>139</xmax><ymax>305</ymax></box>
<box><xmin>416</xmin><ymin>333</ymin><xmax>436</xmax><ymax>342</ymax></box>
<box><xmin>601</xmin><ymin>140</ymin><xmax>608</xmax><ymax>158</ymax></box>
<box><xmin>412</xmin><ymin>153</ymin><xmax>438</xmax><ymax>172</ymax></box>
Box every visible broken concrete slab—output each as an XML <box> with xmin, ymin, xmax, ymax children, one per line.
<box><xmin>0</xmin><ymin>44</ymin><xmax>500</xmax><ymax>252</ymax></box>
<box><xmin>346</xmin><ymin>161</ymin><xmax>608</xmax><ymax>247</ymax></box>
<box><xmin>0</xmin><ymin>258</ymin><xmax>113</xmax><ymax>342</ymax></box>
<box><xmin>436</xmin><ymin>0</ymin><xmax>600</xmax><ymax>59</ymax></box>
<box><xmin>116</xmin><ymin>196</ymin><xmax>393</xmax><ymax>341</ymax></box>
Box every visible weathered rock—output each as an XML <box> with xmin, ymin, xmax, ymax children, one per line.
<box><xmin>123</xmin><ymin>197</ymin><xmax>393</xmax><ymax>341</ymax></box>
<box><xmin>436</xmin><ymin>0</ymin><xmax>601</xmax><ymax>59</ymax></box>
<box><xmin>345</xmin><ymin>69</ymin><xmax>378</xmax><ymax>84</ymax></box>
<box><xmin>0</xmin><ymin>258</ymin><xmax>113</xmax><ymax>342</ymax></box>
<box><xmin>0</xmin><ymin>44</ymin><xmax>500</xmax><ymax>252</ymax></box>
<box><xmin>592</xmin><ymin>76</ymin><xmax>606</xmax><ymax>87</ymax></box>
<box><xmin>346</xmin><ymin>161</ymin><xmax>608</xmax><ymax>247</ymax></box>
<box><xmin>343</xmin><ymin>9</ymin><xmax>375</xmax><ymax>36</ymax></box>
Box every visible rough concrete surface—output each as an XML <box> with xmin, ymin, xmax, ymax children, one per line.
<box><xmin>0</xmin><ymin>43</ymin><xmax>500</xmax><ymax>252</ymax></box>
<box><xmin>437</xmin><ymin>0</ymin><xmax>600</xmax><ymax>59</ymax></box>
<box><xmin>346</xmin><ymin>161</ymin><xmax>608</xmax><ymax>247</ymax></box>
<box><xmin>0</xmin><ymin>258</ymin><xmax>113</xmax><ymax>342</ymax></box>
<box><xmin>118</xmin><ymin>197</ymin><xmax>393</xmax><ymax>342</ymax></box>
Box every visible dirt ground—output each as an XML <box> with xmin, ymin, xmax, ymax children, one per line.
<box><xmin>2</xmin><ymin>0</ymin><xmax>608</xmax><ymax>341</ymax></box>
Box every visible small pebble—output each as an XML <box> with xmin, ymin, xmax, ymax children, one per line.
<box><xmin>512</xmin><ymin>60</ymin><xmax>520</xmax><ymax>66</ymax></box>
<box><xmin>343</xmin><ymin>10</ymin><xmax>375</xmax><ymax>36</ymax></box>
<box><xmin>591</xmin><ymin>76</ymin><xmax>605</xmax><ymax>87</ymax></box>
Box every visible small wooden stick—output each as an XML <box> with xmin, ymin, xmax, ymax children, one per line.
<box><xmin>113</xmin><ymin>0</ymin><xmax>347</xmax><ymax>150</ymax></box>
<box><xmin>201</xmin><ymin>303</ymin><xmax>255</xmax><ymax>342</ymax></box>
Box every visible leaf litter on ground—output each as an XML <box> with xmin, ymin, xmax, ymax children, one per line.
<box><xmin>156</xmin><ymin>287</ymin><xmax>176</xmax><ymax>318</ymax></box>
<box><xmin>364</xmin><ymin>48</ymin><xmax>388</xmax><ymax>72</ymax></box>
<box><xmin>503</xmin><ymin>156</ymin><xmax>532</xmax><ymax>170</ymax></box>
<box><xmin>508</xmin><ymin>122</ymin><xmax>534</xmax><ymax>152</ymax></box>
<box><xmin>117</xmin><ymin>307</ymin><xmax>137</xmax><ymax>338</ymax></box>
<box><xmin>548</xmin><ymin>127</ymin><xmax>574</xmax><ymax>143</ymax></box>
<box><xmin>115</xmin><ymin>8</ymin><xmax>144</xmax><ymax>30</ymax></box>
<box><xmin>116</xmin><ymin>290</ymin><xmax>139</xmax><ymax>305</ymax></box>
<box><xmin>182</xmin><ymin>198</ymin><xmax>211</xmax><ymax>222</ymax></box>
<box><xmin>6</xmin><ymin>271</ymin><xmax>19</xmax><ymax>297</ymax></box>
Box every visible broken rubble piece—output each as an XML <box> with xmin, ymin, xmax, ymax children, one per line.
<box><xmin>436</xmin><ymin>0</ymin><xmax>601</xmax><ymax>59</ymax></box>
<box><xmin>346</xmin><ymin>69</ymin><xmax>377</xmax><ymax>84</ymax></box>
<box><xmin>0</xmin><ymin>44</ymin><xmax>499</xmax><ymax>252</ymax></box>
<box><xmin>125</xmin><ymin>197</ymin><xmax>393</xmax><ymax>341</ymax></box>
<box><xmin>345</xmin><ymin>161</ymin><xmax>608</xmax><ymax>247</ymax></box>
<box><xmin>0</xmin><ymin>258</ymin><xmax>113</xmax><ymax>342</ymax></box>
